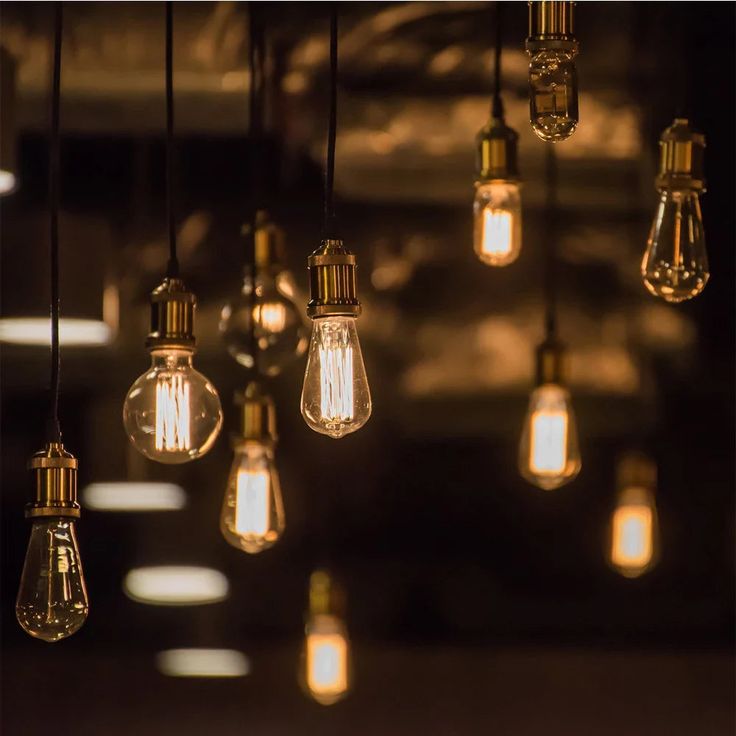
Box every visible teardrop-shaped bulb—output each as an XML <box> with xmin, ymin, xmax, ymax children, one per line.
<box><xmin>518</xmin><ymin>383</ymin><xmax>581</xmax><ymax>490</ymax></box>
<box><xmin>16</xmin><ymin>518</ymin><xmax>89</xmax><ymax>642</ymax></box>
<box><xmin>641</xmin><ymin>189</ymin><xmax>709</xmax><ymax>303</ymax></box>
<box><xmin>473</xmin><ymin>182</ymin><xmax>522</xmax><ymax>266</ymax></box>
<box><xmin>528</xmin><ymin>49</ymin><xmax>579</xmax><ymax>142</ymax></box>
<box><xmin>220</xmin><ymin>443</ymin><xmax>285</xmax><ymax>553</ymax></box>
<box><xmin>300</xmin><ymin>317</ymin><xmax>371</xmax><ymax>439</ymax></box>
<box><xmin>220</xmin><ymin>269</ymin><xmax>308</xmax><ymax>375</ymax></box>
<box><xmin>123</xmin><ymin>349</ymin><xmax>223</xmax><ymax>464</ymax></box>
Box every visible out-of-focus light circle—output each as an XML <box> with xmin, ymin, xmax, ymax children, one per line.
<box><xmin>0</xmin><ymin>169</ymin><xmax>16</xmax><ymax>195</ymax></box>
<box><xmin>83</xmin><ymin>482</ymin><xmax>186</xmax><ymax>512</ymax></box>
<box><xmin>123</xmin><ymin>566</ymin><xmax>229</xmax><ymax>606</ymax></box>
<box><xmin>0</xmin><ymin>317</ymin><xmax>112</xmax><ymax>346</ymax></box>
<box><xmin>156</xmin><ymin>649</ymin><xmax>251</xmax><ymax>678</ymax></box>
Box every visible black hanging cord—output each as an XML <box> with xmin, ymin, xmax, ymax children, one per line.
<box><xmin>246</xmin><ymin>2</ymin><xmax>265</xmax><ymax>377</ymax></box>
<box><xmin>492</xmin><ymin>1</ymin><xmax>504</xmax><ymax>119</ymax></box>
<box><xmin>543</xmin><ymin>144</ymin><xmax>558</xmax><ymax>340</ymax></box>
<box><xmin>165</xmin><ymin>2</ymin><xmax>179</xmax><ymax>278</ymax></box>
<box><xmin>323</xmin><ymin>7</ymin><xmax>338</xmax><ymax>239</ymax></box>
<box><xmin>47</xmin><ymin>2</ymin><xmax>63</xmax><ymax>444</ymax></box>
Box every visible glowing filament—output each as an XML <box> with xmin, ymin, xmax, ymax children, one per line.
<box><xmin>319</xmin><ymin>345</ymin><xmax>354</xmax><ymax>422</ymax></box>
<box><xmin>530</xmin><ymin>409</ymin><xmax>567</xmax><ymax>475</ymax></box>
<box><xmin>235</xmin><ymin>469</ymin><xmax>270</xmax><ymax>537</ymax></box>
<box><xmin>481</xmin><ymin>208</ymin><xmax>513</xmax><ymax>257</ymax></box>
<box><xmin>611</xmin><ymin>504</ymin><xmax>653</xmax><ymax>569</ymax></box>
<box><xmin>307</xmin><ymin>632</ymin><xmax>348</xmax><ymax>697</ymax></box>
<box><xmin>254</xmin><ymin>302</ymin><xmax>287</xmax><ymax>333</ymax></box>
<box><xmin>155</xmin><ymin>375</ymin><xmax>191</xmax><ymax>452</ymax></box>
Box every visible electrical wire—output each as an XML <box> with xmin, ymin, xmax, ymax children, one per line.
<box><xmin>323</xmin><ymin>6</ymin><xmax>338</xmax><ymax>239</ymax></box>
<box><xmin>492</xmin><ymin>1</ymin><xmax>505</xmax><ymax>120</ymax></box>
<box><xmin>543</xmin><ymin>144</ymin><xmax>558</xmax><ymax>341</ymax></box>
<box><xmin>47</xmin><ymin>2</ymin><xmax>62</xmax><ymax>443</ymax></box>
<box><xmin>165</xmin><ymin>1</ymin><xmax>179</xmax><ymax>278</ymax></box>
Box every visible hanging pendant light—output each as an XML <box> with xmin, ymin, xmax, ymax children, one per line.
<box><xmin>16</xmin><ymin>4</ymin><xmax>89</xmax><ymax>643</ymax></box>
<box><xmin>122</xmin><ymin>2</ymin><xmax>223</xmax><ymax>464</ymax></box>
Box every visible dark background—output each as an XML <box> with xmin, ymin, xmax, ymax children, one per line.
<box><xmin>1</xmin><ymin>2</ymin><xmax>734</xmax><ymax>734</ymax></box>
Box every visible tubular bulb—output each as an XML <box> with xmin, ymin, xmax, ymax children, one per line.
<box><xmin>16</xmin><ymin>517</ymin><xmax>88</xmax><ymax>642</ymax></box>
<box><xmin>301</xmin><ymin>317</ymin><xmax>371</xmax><ymax>439</ymax></box>
<box><xmin>123</xmin><ymin>349</ymin><xmax>223</xmax><ymax>464</ymax></box>
<box><xmin>528</xmin><ymin>49</ymin><xmax>578</xmax><ymax>142</ymax></box>
<box><xmin>519</xmin><ymin>382</ymin><xmax>581</xmax><ymax>490</ymax></box>
<box><xmin>473</xmin><ymin>181</ymin><xmax>522</xmax><ymax>266</ymax></box>
<box><xmin>220</xmin><ymin>443</ymin><xmax>285</xmax><ymax>554</ymax></box>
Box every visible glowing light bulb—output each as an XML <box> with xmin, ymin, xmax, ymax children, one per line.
<box><xmin>301</xmin><ymin>317</ymin><xmax>371</xmax><ymax>439</ymax></box>
<box><xmin>221</xmin><ymin>443</ymin><xmax>285</xmax><ymax>554</ymax></box>
<box><xmin>473</xmin><ymin>182</ymin><xmax>522</xmax><ymax>266</ymax></box>
<box><xmin>301</xmin><ymin>570</ymin><xmax>351</xmax><ymax>706</ymax></box>
<box><xmin>16</xmin><ymin>517</ymin><xmax>88</xmax><ymax>642</ymax></box>
<box><xmin>642</xmin><ymin>119</ymin><xmax>709</xmax><ymax>303</ymax></box>
<box><xmin>526</xmin><ymin>1</ymin><xmax>579</xmax><ymax>142</ymax></box>
<box><xmin>519</xmin><ymin>383</ymin><xmax>581</xmax><ymax>490</ymax></box>
<box><xmin>124</xmin><ymin>349</ymin><xmax>222</xmax><ymax>463</ymax></box>
<box><xmin>609</xmin><ymin>454</ymin><xmax>659</xmax><ymax>578</ymax></box>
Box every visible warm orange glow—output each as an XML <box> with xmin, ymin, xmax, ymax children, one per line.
<box><xmin>234</xmin><ymin>468</ymin><xmax>270</xmax><ymax>537</ymax></box>
<box><xmin>155</xmin><ymin>374</ymin><xmax>191</xmax><ymax>452</ymax></box>
<box><xmin>530</xmin><ymin>409</ymin><xmax>568</xmax><ymax>475</ymax></box>
<box><xmin>254</xmin><ymin>302</ymin><xmax>287</xmax><ymax>333</ymax></box>
<box><xmin>306</xmin><ymin>628</ymin><xmax>348</xmax><ymax>702</ymax></box>
<box><xmin>611</xmin><ymin>502</ymin><xmax>654</xmax><ymax>574</ymax></box>
<box><xmin>481</xmin><ymin>208</ymin><xmax>513</xmax><ymax>258</ymax></box>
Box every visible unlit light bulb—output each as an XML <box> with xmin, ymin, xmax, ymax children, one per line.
<box><xmin>528</xmin><ymin>49</ymin><xmax>578</xmax><ymax>142</ymax></box>
<box><xmin>473</xmin><ymin>182</ymin><xmax>522</xmax><ymax>266</ymax></box>
<box><xmin>641</xmin><ymin>189</ymin><xmax>709</xmax><ymax>303</ymax></box>
<box><xmin>123</xmin><ymin>349</ymin><xmax>222</xmax><ymax>464</ymax></box>
<box><xmin>519</xmin><ymin>383</ymin><xmax>581</xmax><ymax>490</ymax></box>
<box><xmin>301</xmin><ymin>317</ymin><xmax>371</xmax><ymax>439</ymax></box>
<box><xmin>220</xmin><ymin>443</ymin><xmax>285</xmax><ymax>554</ymax></box>
<box><xmin>16</xmin><ymin>518</ymin><xmax>89</xmax><ymax>642</ymax></box>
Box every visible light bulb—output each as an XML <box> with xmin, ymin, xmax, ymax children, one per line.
<box><xmin>301</xmin><ymin>316</ymin><xmax>371</xmax><ymax>439</ymax></box>
<box><xmin>526</xmin><ymin>1</ymin><xmax>579</xmax><ymax>142</ymax></box>
<box><xmin>220</xmin><ymin>443</ymin><xmax>285</xmax><ymax>553</ymax></box>
<box><xmin>473</xmin><ymin>182</ymin><xmax>522</xmax><ymax>266</ymax></box>
<box><xmin>609</xmin><ymin>453</ymin><xmax>659</xmax><ymax>578</ymax></box>
<box><xmin>16</xmin><ymin>517</ymin><xmax>88</xmax><ymax>642</ymax></box>
<box><xmin>220</xmin><ymin>270</ymin><xmax>308</xmax><ymax>376</ymax></box>
<box><xmin>642</xmin><ymin>189</ymin><xmax>708</xmax><ymax>302</ymax></box>
<box><xmin>300</xmin><ymin>570</ymin><xmax>351</xmax><ymax>705</ymax></box>
<box><xmin>519</xmin><ymin>383</ymin><xmax>581</xmax><ymax>490</ymax></box>
<box><xmin>123</xmin><ymin>349</ymin><xmax>222</xmax><ymax>464</ymax></box>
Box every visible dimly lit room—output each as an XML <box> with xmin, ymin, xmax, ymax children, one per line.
<box><xmin>1</xmin><ymin>2</ymin><xmax>734</xmax><ymax>734</ymax></box>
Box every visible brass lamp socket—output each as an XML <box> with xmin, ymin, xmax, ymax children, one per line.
<box><xmin>146</xmin><ymin>277</ymin><xmax>196</xmax><ymax>351</ymax></box>
<box><xmin>526</xmin><ymin>1</ymin><xmax>578</xmax><ymax>53</ymax></box>
<box><xmin>26</xmin><ymin>442</ymin><xmax>80</xmax><ymax>519</ymax></box>
<box><xmin>617</xmin><ymin>452</ymin><xmax>657</xmax><ymax>493</ymax></box>
<box><xmin>476</xmin><ymin>118</ymin><xmax>520</xmax><ymax>182</ymax></box>
<box><xmin>535</xmin><ymin>339</ymin><xmax>567</xmax><ymax>386</ymax></box>
<box><xmin>655</xmin><ymin>118</ymin><xmax>705</xmax><ymax>192</ymax></box>
<box><xmin>233</xmin><ymin>382</ymin><xmax>277</xmax><ymax>447</ymax></box>
<box><xmin>306</xmin><ymin>239</ymin><xmax>361</xmax><ymax>319</ymax></box>
<box><xmin>308</xmin><ymin>569</ymin><xmax>345</xmax><ymax>618</ymax></box>
<box><xmin>242</xmin><ymin>210</ymin><xmax>286</xmax><ymax>274</ymax></box>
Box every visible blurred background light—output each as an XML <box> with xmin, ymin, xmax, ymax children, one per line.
<box><xmin>123</xmin><ymin>566</ymin><xmax>229</xmax><ymax>606</ymax></box>
<box><xmin>83</xmin><ymin>482</ymin><xmax>186</xmax><ymax>512</ymax></box>
<box><xmin>156</xmin><ymin>649</ymin><xmax>251</xmax><ymax>678</ymax></box>
<box><xmin>0</xmin><ymin>317</ymin><xmax>113</xmax><ymax>346</ymax></box>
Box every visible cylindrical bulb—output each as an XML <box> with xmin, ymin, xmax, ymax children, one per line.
<box><xmin>609</xmin><ymin>487</ymin><xmax>658</xmax><ymax>578</ymax></box>
<box><xmin>220</xmin><ymin>443</ymin><xmax>285</xmax><ymax>554</ymax></box>
<box><xmin>16</xmin><ymin>517</ymin><xmax>89</xmax><ymax>642</ymax></box>
<box><xmin>123</xmin><ymin>349</ymin><xmax>223</xmax><ymax>464</ymax></box>
<box><xmin>641</xmin><ymin>189</ymin><xmax>709</xmax><ymax>303</ymax></box>
<box><xmin>220</xmin><ymin>270</ymin><xmax>308</xmax><ymax>376</ymax></box>
<box><xmin>528</xmin><ymin>49</ymin><xmax>578</xmax><ymax>142</ymax></box>
<box><xmin>473</xmin><ymin>182</ymin><xmax>522</xmax><ymax>266</ymax></box>
<box><xmin>519</xmin><ymin>382</ymin><xmax>581</xmax><ymax>490</ymax></box>
<box><xmin>302</xmin><ymin>612</ymin><xmax>351</xmax><ymax>705</ymax></box>
<box><xmin>301</xmin><ymin>317</ymin><xmax>371</xmax><ymax>439</ymax></box>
